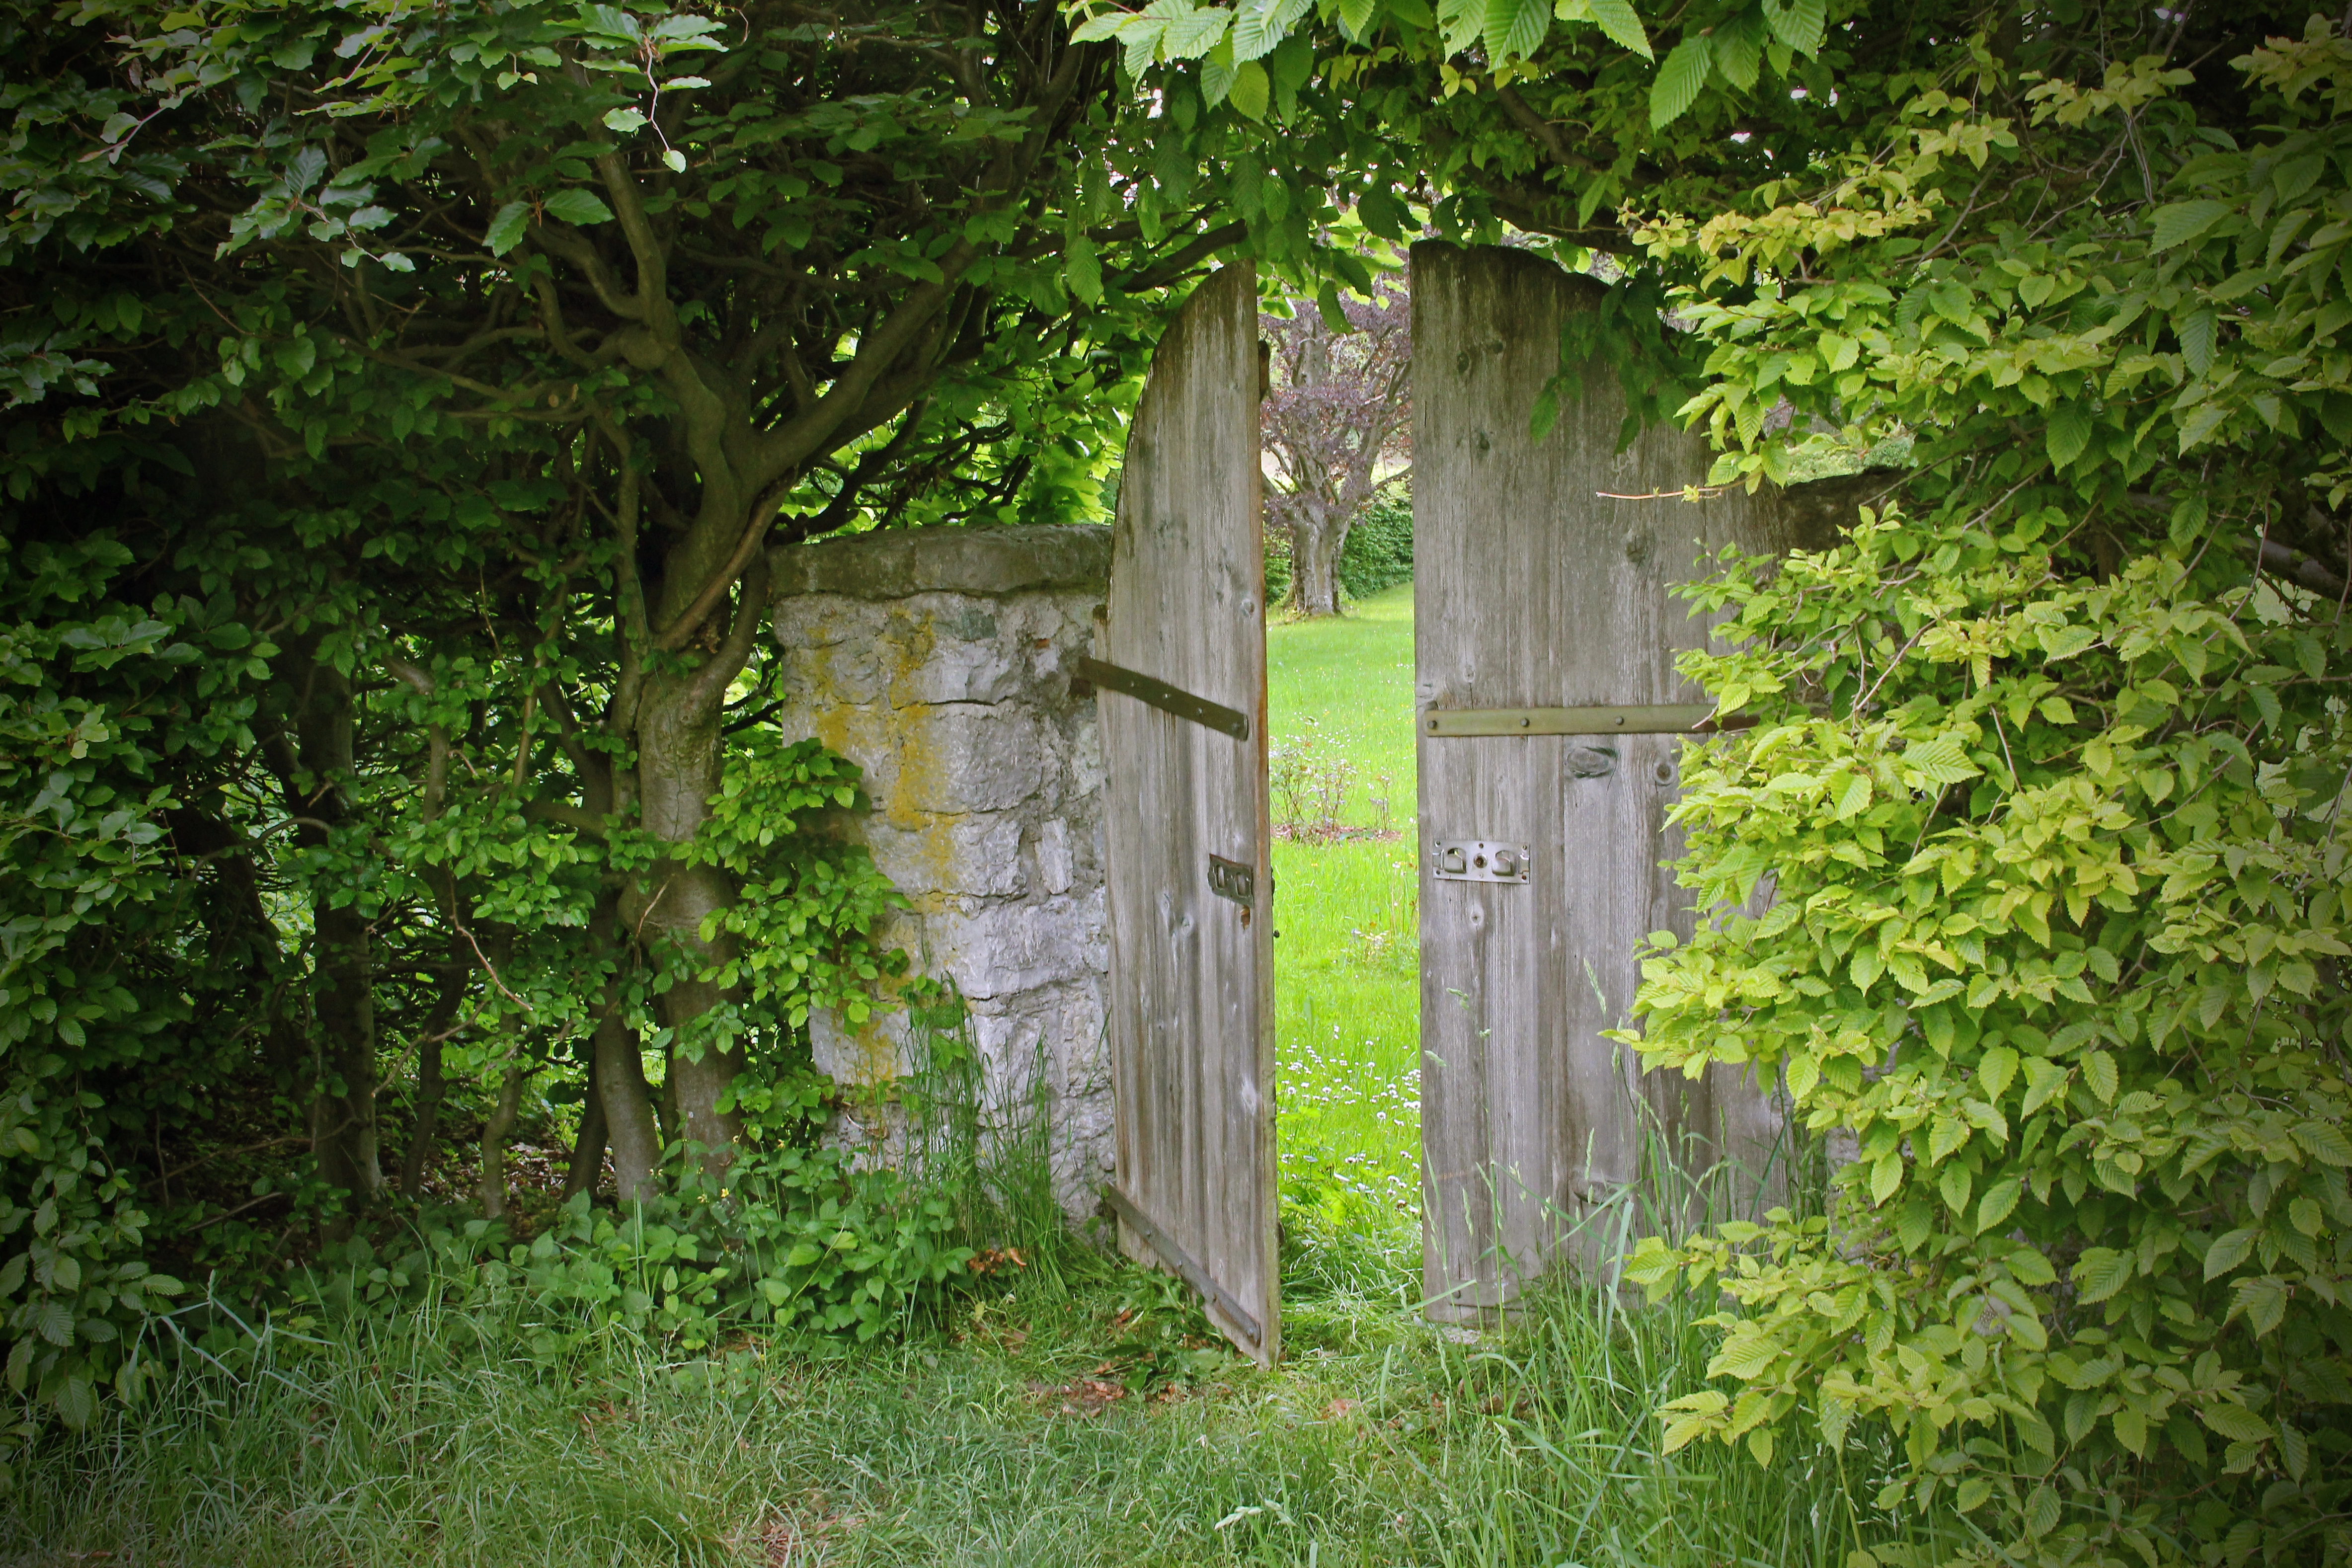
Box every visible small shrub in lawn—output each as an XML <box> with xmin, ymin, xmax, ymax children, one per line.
<box><xmin>1270</xmin><ymin>722</ymin><xmax>1359</xmax><ymax>840</ymax></box>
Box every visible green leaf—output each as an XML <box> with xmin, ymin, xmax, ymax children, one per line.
<box><xmin>1710</xmin><ymin>1331</ymin><xmax>1780</xmax><ymax>1379</ymax></box>
<box><xmin>1899</xmin><ymin>737</ymin><xmax>1979</xmax><ymax>786</ymax></box>
<box><xmin>2291</xmin><ymin>1120</ymin><xmax>2352</xmax><ymax>1167</ymax></box>
<box><xmin>1976</xmin><ymin>1175</ymin><xmax>2022</xmax><ymax>1232</ymax></box>
<box><xmin>2235</xmin><ymin>1276</ymin><xmax>2289</xmax><ymax>1336</ymax></box>
<box><xmin>54</xmin><ymin>1376</ymin><xmax>94</xmax><ymax>1431</ymax></box>
<box><xmin>2083</xmin><ymin>1050</ymin><xmax>2118</xmax><ymax>1104</ymax></box>
<box><xmin>1833</xmin><ymin>771</ymin><xmax>1872</xmax><ymax>820</ymax></box>
<box><xmin>2279</xmin><ymin>1420</ymin><xmax>2309</xmax><ymax>1482</ymax></box>
<box><xmin>33</xmin><ymin>1299</ymin><xmax>71</xmax><ymax>1345</ymax></box>
<box><xmin>1870</xmin><ymin>1150</ymin><xmax>1902</xmax><ymax>1204</ymax></box>
<box><xmin>1226</xmin><ymin>58</ymin><xmax>1270</xmax><ymax>119</ymax></box>
<box><xmin>1760</xmin><ymin>0</ymin><xmax>1824</xmax><ymax>54</ymax></box>
<box><xmin>1977</xmin><ymin>1046</ymin><xmax>2019</xmax><ymax>1104</ymax></box>
<box><xmin>2046</xmin><ymin>401</ymin><xmax>2093</xmax><ymax>470</ymax></box>
<box><xmin>1068</xmin><ymin>11</ymin><xmax>1132</xmax><ymax>41</ymax></box>
<box><xmin>1484</xmin><ymin>0</ymin><xmax>1551</xmax><ymax>63</ymax></box>
<box><xmin>2009</xmin><ymin>1247</ymin><xmax>2056</xmax><ymax>1286</ymax></box>
<box><xmin>1785</xmin><ymin>1051</ymin><xmax>1820</xmax><ymax>1098</ymax></box>
<box><xmin>2073</xmin><ymin>1247</ymin><xmax>2134</xmax><ymax>1303</ymax></box>
<box><xmin>2151</xmin><ymin>200</ymin><xmax>2231</xmax><ymax>251</ymax></box>
<box><xmin>1649</xmin><ymin>34</ymin><xmax>1712</xmax><ymax>130</ymax></box>
<box><xmin>485</xmin><ymin>200</ymin><xmax>531</xmax><ymax>256</ymax></box>
<box><xmin>2177</xmin><ymin>309</ymin><xmax>2215</xmax><ymax>377</ymax></box>
<box><xmin>603</xmin><ymin>106</ymin><xmax>648</xmax><ymax>133</ymax></box>
<box><xmin>1711</xmin><ymin>8</ymin><xmax>1763</xmax><ymax>92</ymax></box>
<box><xmin>2203</xmin><ymin>1227</ymin><xmax>2256</xmax><ymax>1280</ymax></box>
<box><xmin>2201</xmin><ymin>1401</ymin><xmax>2271</xmax><ymax>1443</ymax></box>
<box><xmin>1064</xmin><ymin>235</ymin><xmax>1103</xmax><ymax>306</ymax></box>
<box><xmin>1929</xmin><ymin>1114</ymin><xmax>1970</xmax><ymax>1164</ymax></box>
<box><xmin>1166</xmin><ymin>6</ymin><xmax>1234</xmax><ymax>56</ymax></box>
<box><xmin>543</xmin><ymin>188</ymin><xmax>616</xmax><ymax>226</ymax></box>
<box><xmin>1231</xmin><ymin>0</ymin><xmax>1306</xmax><ymax>61</ymax></box>
<box><xmin>1556</xmin><ymin>0</ymin><xmax>1651</xmax><ymax>59</ymax></box>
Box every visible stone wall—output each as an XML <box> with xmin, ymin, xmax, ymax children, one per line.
<box><xmin>767</xmin><ymin>524</ymin><xmax>1112</xmax><ymax>1221</ymax></box>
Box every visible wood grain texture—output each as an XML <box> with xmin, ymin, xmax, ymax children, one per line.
<box><xmin>1099</xmin><ymin>263</ymin><xmax>1278</xmax><ymax>1364</ymax></box>
<box><xmin>1413</xmin><ymin>243</ymin><xmax>1817</xmax><ymax>1319</ymax></box>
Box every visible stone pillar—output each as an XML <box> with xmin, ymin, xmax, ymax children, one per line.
<box><xmin>768</xmin><ymin>524</ymin><xmax>1112</xmax><ymax>1222</ymax></box>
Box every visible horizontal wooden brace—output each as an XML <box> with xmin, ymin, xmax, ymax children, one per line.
<box><xmin>1077</xmin><ymin>656</ymin><xmax>1250</xmax><ymax>741</ymax></box>
<box><xmin>1098</xmin><ymin>1182</ymin><xmax>1264</xmax><ymax>1349</ymax></box>
<box><xmin>1421</xmin><ymin>704</ymin><xmax>1755</xmax><ymax>737</ymax></box>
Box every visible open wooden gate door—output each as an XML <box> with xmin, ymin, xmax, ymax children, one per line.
<box><xmin>1091</xmin><ymin>263</ymin><xmax>1278</xmax><ymax>1364</ymax></box>
<box><xmin>1412</xmin><ymin>242</ymin><xmax>1811</xmax><ymax>1320</ymax></box>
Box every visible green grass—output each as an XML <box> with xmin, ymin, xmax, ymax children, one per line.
<box><xmin>4</xmin><ymin>1255</ymin><xmax>1947</xmax><ymax>1567</ymax></box>
<box><xmin>5</xmin><ymin>578</ymin><xmax>1961</xmax><ymax>1566</ymax></box>
<box><xmin>1266</xmin><ymin>584</ymin><xmax>1422</xmax><ymax>1269</ymax></box>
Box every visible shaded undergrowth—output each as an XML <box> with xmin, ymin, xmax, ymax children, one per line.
<box><xmin>4</xmin><ymin>1214</ymin><xmax>1962</xmax><ymax>1567</ymax></box>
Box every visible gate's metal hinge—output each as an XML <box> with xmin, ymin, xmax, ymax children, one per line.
<box><xmin>1207</xmin><ymin>855</ymin><xmax>1255</xmax><ymax>906</ymax></box>
<box><xmin>1431</xmin><ymin>840</ymin><xmax>1530</xmax><ymax>883</ymax></box>
<box><xmin>1078</xmin><ymin>655</ymin><xmax>1251</xmax><ymax>740</ymax></box>
<box><xmin>1421</xmin><ymin>704</ymin><xmax>1753</xmax><ymax>737</ymax></box>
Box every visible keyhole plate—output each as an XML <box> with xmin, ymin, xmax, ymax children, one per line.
<box><xmin>1430</xmin><ymin>839</ymin><xmax>1533</xmax><ymax>884</ymax></box>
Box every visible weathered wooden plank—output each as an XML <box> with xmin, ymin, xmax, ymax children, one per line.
<box><xmin>1099</xmin><ymin>262</ymin><xmax>1278</xmax><ymax>1363</ymax></box>
<box><xmin>1414</xmin><ymin>243</ymin><xmax>1817</xmax><ymax>1319</ymax></box>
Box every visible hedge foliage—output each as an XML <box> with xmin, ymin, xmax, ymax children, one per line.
<box><xmin>1620</xmin><ymin>24</ymin><xmax>2352</xmax><ymax>1567</ymax></box>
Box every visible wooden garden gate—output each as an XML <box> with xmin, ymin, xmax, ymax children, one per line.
<box><xmin>1411</xmin><ymin>243</ymin><xmax>1816</xmax><ymax>1319</ymax></box>
<box><xmin>1093</xmin><ymin>263</ymin><xmax>1279</xmax><ymax>1364</ymax></box>
<box><xmin>1093</xmin><ymin>246</ymin><xmax>1838</xmax><ymax>1347</ymax></box>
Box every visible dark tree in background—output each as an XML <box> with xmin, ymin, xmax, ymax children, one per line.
<box><xmin>1260</xmin><ymin>277</ymin><xmax>1411</xmax><ymax>616</ymax></box>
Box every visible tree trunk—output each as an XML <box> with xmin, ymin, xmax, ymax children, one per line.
<box><xmin>562</xmin><ymin>1050</ymin><xmax>608</xmax><ymax>1202</ymax></box>
<box><xmin>281</xmin><ymin>654</ymin><xmax>383</xmax><ymax>1222</ymax></box>
<box><xmin>402</xmin><ymin>1029</ymin><xmax>447</xmax><ymax>1199</ymax></box>
<box><xmin>621</xmin><ymin>556</ymin><xmax>768</xmax><ymax>1179</ymax></box>
<box><xmin>399</xmin><ymin>943</ymin><xmax>469</xmax><ymax>1196</ymax></box>
<box><xmin>631</xmin><ymin>676</ymin><xmax>745</xmax><ymax>1171</ymax></box>
<box><xmin>477</xmin><ymin>1064</ymin><xmax>524</xmax><ymax>1220</ymax></box>
<box><xmin>589</xmin><ymin>892</ymin><xmax>664</xmax><ymax>1204</ymax></box>
<box><xmin>1287</xmin><ymin>508</ymin><xmax>1349</xmax><ymax>618</ymax></box>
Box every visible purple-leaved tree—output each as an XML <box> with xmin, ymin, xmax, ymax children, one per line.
<box><xmin>1261</xmin><ymin>275</ymin><xmax>1411</xmax><ymax>616</ymax></box>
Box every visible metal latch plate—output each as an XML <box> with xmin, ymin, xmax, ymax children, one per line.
<box><xmin>1431</xmin><ymin>840</ymin><xmax>1531</xmax><ymax>883</ymax></box>
<box><xmin>1207</xmin><ymin>855</ymin><xmax>1255</xmax><ymax>905</ymax></box>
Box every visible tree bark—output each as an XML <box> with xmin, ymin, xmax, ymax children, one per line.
<box><xmin>388</xmin><ymin>656</ymin><xmax>463</xmax><ymax>1203</ymax></box>
<box><xmin>588</xmin><ymin>892</ymin><xmax>664</xmax><ymax>1204</ymax></box>
<box><xmin>562</xmin><ymin>1050</ymin><xmax>608</xmax><ymax>1202</ymax></box>
<box><xmin>619</xmin><ymin>551</ymin><xmax>769</xmax><ymax>1179</ymax></box>
<box><xmin>1286</xmin><ymin>507</ymin><xmax>1350</xmax><ymax>618</ymax></box>
<box><xmin>402</xmin><ymin>1034</ymin><xmax>446</xmax><ymax>1198</ymax></box>
<box><xmin>477</xmin><ymin>1064</ymin><xmax>524</xmax><ymax>1220</ymax></box>
<box><xmin>275</xmin><ymin>651</ymin><xmax>383</xmax><ymax>1224</ymax></box>
<box><xmin>399</xmin><ymin>941</ymin><xmax>469</xmax><ymax>1197</ymax></box>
